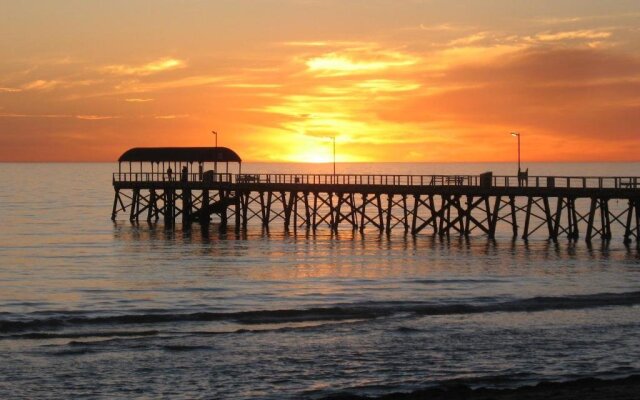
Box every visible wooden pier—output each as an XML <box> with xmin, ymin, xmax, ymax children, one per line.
<box><xmin>112</xmin><ymin>147</ymin><xmax>640</xmax><ymax>243</ymax></box>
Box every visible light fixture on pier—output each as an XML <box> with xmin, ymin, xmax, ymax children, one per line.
<box><xmin>333</xmin><ymin>135</ymin><xmax>336</xmax><ymax>177</ymax></box>
<box><xmin>212</xmin><ymin>130</ymin><xmax>218</xmax><ymax>148</ymax></box>
<box><xmin>511</xmin><ymin>131</ymin><xmax>521</xmax><ymax>173</ymax></box>
<box><xmin>212</xmin><ymin>130</ymin><xmax>218</xmax><ymax>172</ymax></box>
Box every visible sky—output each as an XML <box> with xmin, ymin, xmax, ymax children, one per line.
<box><xmin>1</xmin><ymin>0</ymin><xmax>639</xmax><ymax>162</ymax></box>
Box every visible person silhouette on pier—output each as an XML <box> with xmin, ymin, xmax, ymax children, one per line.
<box><xmin>167</xmin><ymin>166</ymin><xmax>173</xmax><ymax>181</ymax></box>
<box><xmin>518</xmin><ymin>168</ymin><xmax>528</xmax><ymax>187</ymax></box>
<box><xmin>181</xmin><ymin>166</ymin><xmax>188</xmax><ymax>183</ymax></box>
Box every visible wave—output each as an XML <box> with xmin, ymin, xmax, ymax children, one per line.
<box><xmin>316</xmin><ymin>374</ymin><xmax>640</xmax><ymax>400</ymax></box>
<box><xmin>412</xmin><ymin>278</ymin><xmax>506</xmax><ymax>285</ymax></box>
<box><xmin>5</xmin><ymin>330</ymin><xmax>160</xmax><ymax>340</ymax></box>
<box><xmin>161</xmin><ymin>345</ymin><xmax>214</xmax><ymax>352</ymax></box>
<box><xmin>2</xmin><ymin>290</ymin><xmax>639</xmax><ymax>334</ymax></box>
<box><xmin>51</xmin><ymin>348</ymin><xmax>96</xmax><ymax>357</ymax></box>
<box><xmin>9</xmin><ymin>320</ymin><xmax>365</xmax><ymax>342</ymax></box>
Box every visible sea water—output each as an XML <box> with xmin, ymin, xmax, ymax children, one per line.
<box><xmin>0</xmin><ymin>162</ymin><xmax>639</xmax><ymax>399</ymax></box>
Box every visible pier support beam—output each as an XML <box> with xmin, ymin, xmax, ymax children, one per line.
<box><xmin>201</xmin><ymin>190</ymin><xmax>211</xmax><ymax>225</ymax></box>
<box><xmin>291</xmin><ymin>191</ymin><xmax>312</xmax><ymax>230</ymax></box>
<box><xmin>624</xmin><ymin>199</ymin><xmax>640</xmax><ymax>244</ymax></box>
<box><xmin>522</xmin><ymin>196</ymin><xmax>553</xmax><ymax>241</ymax></box>
<box><xmin>182</xmin><ymin>189</ymin><xmax>192</xmax><ymax>225</ymax></box>
<box><xmin>411</xmin><ymin>194</ymin><xmax>438</xmax><ymax>235</ymax></box>
<box><xmin>312</xmin><ymin>192</ymin><xmax>335</xmax><ymax>231</ymax></box>
<box><xmin>552</xmin><ymin>197</ymin><xmax>580</xmax><ymax>241</ymax></box>
<box><xmin>129</xmin><ymin>189</ymin><xmax>139</xmax><ymax>222</ymax></box>
<box><xmin>358</xmin><ymin>193</ymin><xmax>384</xmax><ymax>232</ymax></box>
<box><xmin>463</xmin><ymin>195</ymin><xmax>492</xmax><ymax>237</ymax></box>
<box><xmin>438</xmin><ymin>195</ymin><xmax>465</xmax><ymax>237</ymax></box>
<box><xmin>164</xmin><ymin>189</ymin><xmax>175</xmax><ymax>227</ymax></box>
<box><xmin>334</xmin><ymin>192</ymin><xmax>358</xmax><ymax>231</ymax></box>
<box><xmin>386</xmin><ymin>194</ymin><xmax>409</xmax><ymax>234</ymax></box>
<box><xmin>586</xmin><ymin>198</ymin><xmax>611</xmax><ymax>242</ymax></box>
<box><xmin>111</xmin><ymin>189</ymin><xmax>124</xmax><ymax>221</ymax></box>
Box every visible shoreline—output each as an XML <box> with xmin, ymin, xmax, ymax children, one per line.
<box><xmin>323</xmin><ymin>375</ymin><xmax>640</xmax><ymax>400</ymax></box>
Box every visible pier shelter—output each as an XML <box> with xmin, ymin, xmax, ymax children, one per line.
<box><xmin>117</xmin><ymin>147</ymin><xmax>242</xmax><ymax>182</ymax></box>
<box><xmin>113</xmin><ymin>147</ymin><xmax>242</xmax><ymax>228</ymax></box>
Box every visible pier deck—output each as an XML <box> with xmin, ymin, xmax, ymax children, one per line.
<box><xmin>112</xmin><ymin>172</ymin><xmax>640</xmax><ymax>243</ymax></box>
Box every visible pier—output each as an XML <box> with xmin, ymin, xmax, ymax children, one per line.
<box><xmin>112</xmin><ymin>147</ymin><xmax>640</xmax><ymax>243</ymax></box>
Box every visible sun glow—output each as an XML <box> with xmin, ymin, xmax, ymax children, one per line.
<box><xmin>283</xmin><ymin>149</ymin><xmax>334</xmax><ymax>163</ymax></box>
<box><xmin>264</xmin><ymin>132</ymin><xmax>366</xmax><ymax>163</ymax></box>
<box><xmin>280</xmin><ymin>149</ymin><xmax>365</xmax><ymax>163</ymax></box>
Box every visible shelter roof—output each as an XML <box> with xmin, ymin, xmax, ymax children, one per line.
<box><xmin>118</xmin><ymin>147</ymin><xmax>242</xmax><ymax>163</ymax></box>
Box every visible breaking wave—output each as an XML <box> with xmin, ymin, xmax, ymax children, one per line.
<box><xmin>2</xmin><ymin>290</ymin><xmax>639</xmax><ymax>334</ymax></box>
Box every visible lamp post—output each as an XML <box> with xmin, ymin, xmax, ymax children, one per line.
<box><xmin>511</xmin><ymin>132</ymin><xmax>520</xmax><ymax>174</ymax></box>
<box><xmin>333</xmin><ymin>135</ymin><xmax>336</xmax><ymax>178</ymax></box>
<box><xmin>212</xmin><ymin>130</ymin><xmax>218</xmax><ymax>148</ymax></box>
<box><xmin>212</xmin><ymin>130</ymin><xmax>218</xmax><ymax>173</ymax></box>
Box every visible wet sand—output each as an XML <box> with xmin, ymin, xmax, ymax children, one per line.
<box><xmin>324</xmin><ymin>375</ymin><xmax>640</xmax><ymax>400</ymax></box>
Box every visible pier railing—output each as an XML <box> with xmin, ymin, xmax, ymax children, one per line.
<box><xmin>113</xmin><ymin>172</ymin><xmax>234</xmax><ymax>183</ymax></box>
<box><xmin>237</xmin><ymin>174</ymin><xmax>640</xmax><ymax>189</ymax></box>
<box><xmin>113</xmin><ymin>173</ymin><xmax>640</xmax><ymax>189</ymax></box>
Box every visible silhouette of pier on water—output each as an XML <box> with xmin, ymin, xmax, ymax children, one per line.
<box><xmin>112</xmin><ymin>147</ymin><xmax>640</xmax><ymax>243</ymax></box>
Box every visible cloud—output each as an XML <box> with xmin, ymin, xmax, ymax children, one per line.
<box><xmin>354</xmin><ymin>79</ymin><xmax>420</xmax><ymax>92</ymax></box>
<box><xmin>532</xmin><ymin>13</ymin><xmax>640</xmax><ymax>26</ymax></box>
<box><xmin>0</xmin><ymin>113</ymin><xmax>118</xmax><ymax>120</ymax></box>
<box><xmin>448</xmin><ymin>32</ymin><xmax>489</xmax><ymax>46</ymax></box>
<box><xmin>103</xmin><ymin>57</ymin><xmax>186</xmax><ymax>76</ymax></box>
<box><xmin>0</xmin><ymin>87</ymin><xmax>22</xmax><ymax>93</ymax></box>
<box><xmin>22</xmin><ymin>80</ymin><xmax>61</xmax><ymax>91</ymax></box>
<box><xmin>9</xmin><ymin>79</ymin><xmax>101</xmax><ymax>93</ymax></box>
<box><xmin>305</xmin><ymin>49</ymin><xmax>418</xmax><ymax>76</ymax></box>
<box><xmin>280</xmin><ymin>40</ymin><xmax>363</xmax><ymax>48</ymax></box>
<box><xmin>531</xmin><ymin>30</ymin><xmax>612</xmax><ymax>42</ymax></box>
<box><xmin>418</xmin><ymin>23</ymin><xmax>462</xmax><ymax>32</ymax></box>
<box><xmin>427</xmin><ymin>44</ymin><xmax>526</xmax><ymax>71</ymax></box>
<box><xmin>378</xmin><ymin>46</ymin><xmax>640</xmax><ymax>157</ymax></box>
<box><xmin>450</xmin><ymin>47</ymin><xmax>640</xmax><ymax>83</ymax></box>
<box><xmin>532</xmin><ymin>16</ymin><xmax>585</xmax><ymax>25</ymax></box>
<box><xmin>114</xmin><ymin>74</ymin><xmax>228</xmax><ymax>93</ymax></box>
<box><xmin>154</xmin><ymin>114</ymin><xmax>189</xmax><ymax>119</ymax></box>
<box><xmin>75</xmin><ymin>115</ymin><xmax>119</xmax><ymax>120</ymax></box>
<box><xmin>125</xmin><ymin>98</ymin><xmax>154</xmax><ymax>102</ymax></box>
<box><xmin>0</xmin><ymin>113</ymin><xmax>67</xmax><ymax>118</ymax></box>
<box><xmin>224</xmin><ymin>83</ymin><xmax>282</xmax><ymax>89</ymax></box>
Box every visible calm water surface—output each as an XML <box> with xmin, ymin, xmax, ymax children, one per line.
<box><xmin>1</xmin><ymin>163</ymin><xmax>639</xmax><ymax>399</ymax></box>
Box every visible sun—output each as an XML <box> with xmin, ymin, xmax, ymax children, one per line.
<box><xmin>280</xmin><ymin>146</ymin><xmax>335</xmax><ymax>163</ymax></box>
<box><xmin>275</xmin><ymin>139</ymin><xmax>364</xmax><ymax>163</ymax></box>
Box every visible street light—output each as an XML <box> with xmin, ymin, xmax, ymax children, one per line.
<box><xmin>211</xmin><ymin>130</ymin><xmax>218</xmax><ymax>148</ymax></box>
<box><xmin>332</xmin><ymin>135</ymin><xmax>336</xmax><ymax>177</ymax></box>
<box><xmin>212</xmin><ymin>130</ymin><xmax>218</xmax><ymax>173</ymax></box>
<box><xmin>511</xmin><ymin>132</ymin><xmax>520</xmax><ymax>174</ymax></box>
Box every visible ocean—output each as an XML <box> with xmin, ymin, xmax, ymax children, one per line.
<box><xmin>1</xmin><ymin>162</ymin><xmax>639</xmax><ymax>399</ymax></box>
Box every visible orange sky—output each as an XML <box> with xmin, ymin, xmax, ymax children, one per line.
<box><xmin>1</xmin><ymin>1</ymin><xmax>639</xmax><ymax>162</ymax></box>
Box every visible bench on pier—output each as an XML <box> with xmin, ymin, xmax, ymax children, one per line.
<box><xmin>237</xmin><ymin>174</ymin><xmax>260</xmax><ymax>183</ymax></box>
<box><xmin>429</xmin><ymin>176</ymin><xmax>466</xmax><ymax>186</ymax></box>
<box><xmin>620</xmin><ymin>179</ymin><xmax>639</xmax><ymax>188</ymax></box>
